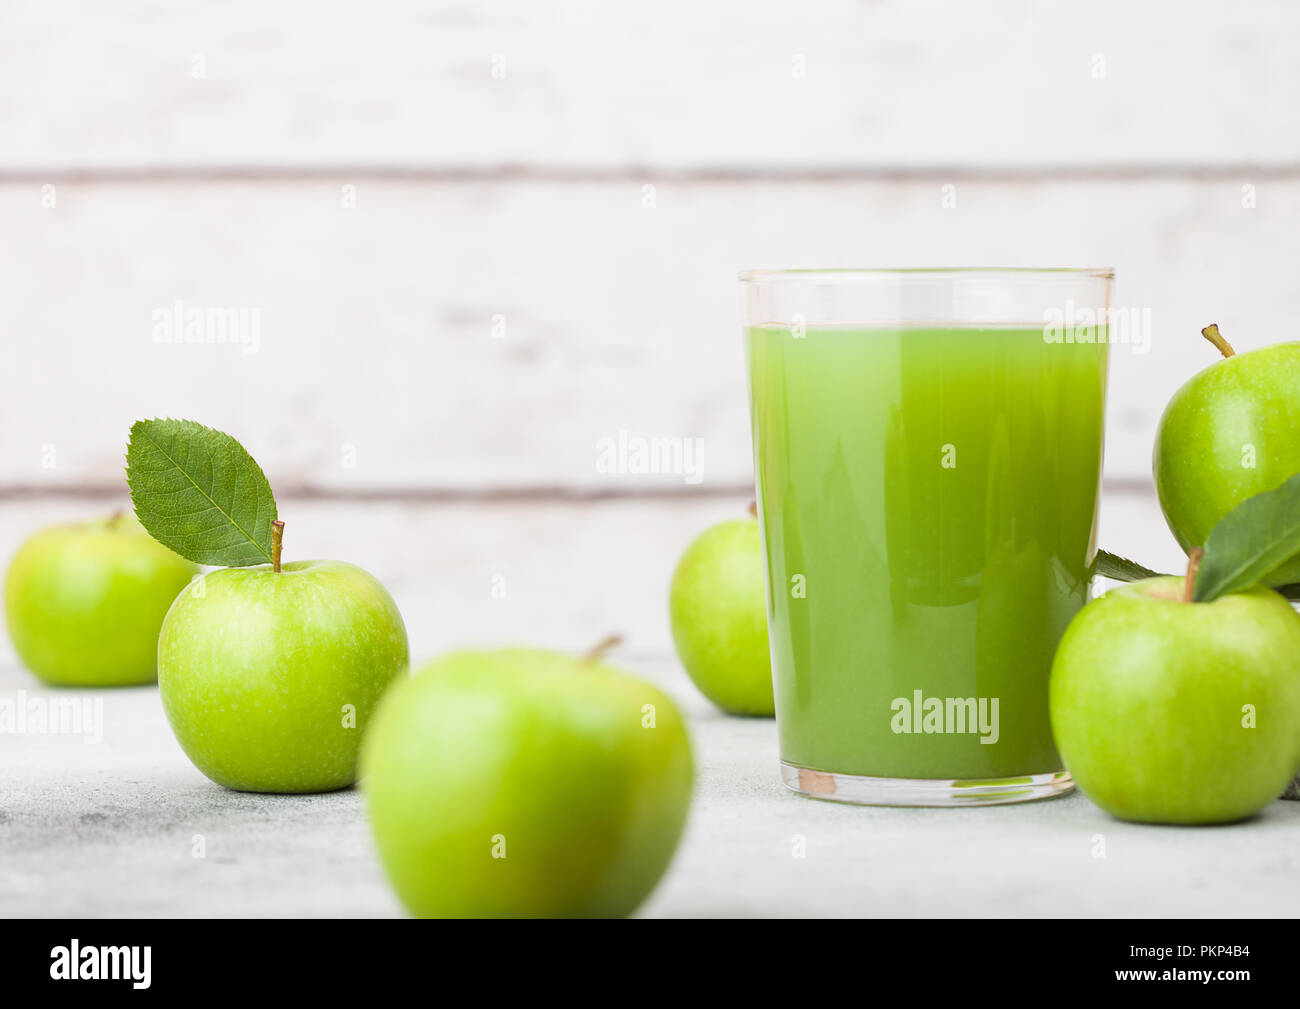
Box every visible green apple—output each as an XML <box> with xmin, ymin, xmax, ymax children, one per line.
<box><xmin>362</xmin><ymin>647</ymin><xmax>693</xmax><ymax>918</ymax></box>
<box><xmin>669</xmin><ymin>516</ymin><xmax>774</xmax><ymax>716</ymax></box>
<box><xmin>158</xmin><ymin>560</ymin><xmax>408</xmax><ymax>793</ymax></box>
<box><xmin>1154</xmin><ymin>328</ymin><xmax>1300</xmax><ymax>584</ymax></box>
<box><xmin>1049</xmin><ymin>575</ymin><xmax>1300</xmax><ymax>824</ymax></box>
<box><xmin>4</xmin><ymin>514</ymin><xmax>198</xmax><ymax>686</ymax></box>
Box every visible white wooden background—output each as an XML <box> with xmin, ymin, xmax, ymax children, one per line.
<box><xmin>3</xmin><ymin>0</ymin><xmax>1300</xmax><ymax>495</ymax></box>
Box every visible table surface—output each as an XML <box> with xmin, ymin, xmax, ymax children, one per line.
<box><xmin>4</xmin><ymin>653</ymin><xmax>1300</xmax><ymax>919</ymax></box>
<box><xmin>2</xmin><ymin>494</ymin><xmax>1298</xmax><ymax>918</ymax></box>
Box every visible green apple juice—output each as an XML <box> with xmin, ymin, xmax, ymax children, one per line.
<box><xmin>746</xmin><ymin>323</ymin><xmax>1107</xmax><ymax>788</ymax></box>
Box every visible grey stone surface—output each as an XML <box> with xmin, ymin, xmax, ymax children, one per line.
<box><xmin>2</xmin><ymin>659</ymin><xmax>1298</xmax><ymax>918</ymax></box>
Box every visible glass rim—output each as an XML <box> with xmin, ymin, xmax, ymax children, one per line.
<box><xmin>738</xmin><ymin>266</ymin><xmax>1115</xmax><ymax>282</ymax></box>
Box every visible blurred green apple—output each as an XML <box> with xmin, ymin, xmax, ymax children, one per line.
<box><xmin>362</xmin><ymin>647</ymin><xmax>693</xmax><ymax>918</ymax></box>
<box><xmin>4</xmin><ymin>514</ymin><xmax>198</xmax><ymax>686</ymax></box>
<box><xmin>158</xmin><ymin>560</ymin><xmax>408</xmax><ymax>793</ymax></box>
<box><xmin>669</xmin><ymin>516</ymin><xmax>774</xmax><ymax>716</ymax></box>
<box><xmin>1050</xmin><ymin>574</ymin><xmax>1300</xmax><ymax>824</ymax></box>
<box><xmin>1154</xmin><ymin>327</ymin><xmax>1300</xmax><ymax>584</ymax></box>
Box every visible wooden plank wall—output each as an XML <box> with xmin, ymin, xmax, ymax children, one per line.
<box><xmin>4</xmin><ymin>1</ymin><xmax>1298</xmax><ymax>495</ymax></box>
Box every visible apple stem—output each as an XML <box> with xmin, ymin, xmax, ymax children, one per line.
<box><xmin>107</xmin><ymin>509</ymin><xmax>124</xmax><ymax>528</ymax></box>
<box><xmin>1201</xmin><ymin>323</ymin><xmax>1236</xmax><ymax>358</ymax></box>
<box><xmin>1183</xmin><ymin>547</ymin><xmax>1203</xmax><ymax>603</ymax></box>
<box><xmin>271</xmin><ymin>519</ymin><xmax>285</xmax><ymax>573</ymax></box>
<box><xmin>748</xmin><ymin>500</ymin><xmax>758</xmax><ymax>518</ymax></box>
<box><xmin>582</xmin><ymin>633</ymin><xmax>624</xmax><ymax>664</ymax></box>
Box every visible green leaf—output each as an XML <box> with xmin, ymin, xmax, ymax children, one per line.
<box><xmin>1095</xmin><ymin>549</ymin><xmax>1166</xmax><ymax>583</ymax></box>
<box><xmin>1193</xmin><ymin>470</ymin><xmax>1300</xmax><ymax>602</ymax></box>
<box><xmin>126</xmin><ymin>418</ymin><xmax>278</xmax><ymax>567</ymax></box>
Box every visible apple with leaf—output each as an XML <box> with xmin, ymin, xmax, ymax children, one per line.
<box><xmin>1061</xmin><ymin>326</ymin><xmax>1300</xmax><ymax>823</ymax></box>
<box><xmin>126</xmin><ymin>418</ymin><xmax>409</xmax><ymax>793</ymax></box>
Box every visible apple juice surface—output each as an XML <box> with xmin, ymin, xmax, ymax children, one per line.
<box><xmin>746</xmin><ymin>324</ymin><xmax>1107</xmax><ymax>781</ymax></box>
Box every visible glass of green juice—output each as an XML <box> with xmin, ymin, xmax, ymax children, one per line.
<box><xmin>742</xmin><ymin>268</ymin><xmax>1112</xmax><ymax>806</ymax></box>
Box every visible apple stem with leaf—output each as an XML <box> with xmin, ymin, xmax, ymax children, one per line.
<box><xmin>271</xmin><ymin>519</ymin><xmax>285</xmax><ymax>574</ymax></box>
<box><xmin>1182</xmin><ymin>547</ymin><xmax>1203</xmax><ymax>604</ymax></box>
<box><xmin>1100</xmin><ymin>465</ymin><xmax>1300</xmax><ymax>603</ymax></box>
<box><xmin>1202</xmin><ymin>323</ymin><xmax>1236</xmax><ymax>359</ymax></box>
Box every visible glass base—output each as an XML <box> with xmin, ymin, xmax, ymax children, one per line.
<box><xmin>780</xmin><ymin>761</ymin><xmax>1074</xmax><ymax>807</ymax></box>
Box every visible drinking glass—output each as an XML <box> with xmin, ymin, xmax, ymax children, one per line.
<box><xmin>742</xmin><ymin>268</ymin><xmax>1112</xmax><ymax>805</ymax></box>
